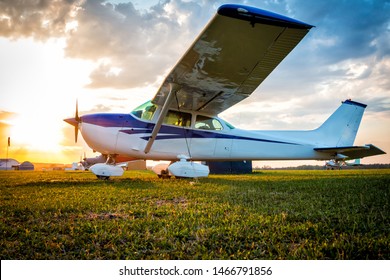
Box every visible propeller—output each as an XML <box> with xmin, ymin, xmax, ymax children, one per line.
<box><xmin>64</xmin><ymin>100</ymin><xmax>81</xmax><ymax>143</ymax></box>
<box><xmin>74</xmin><ymin>100</ymin><xmax>80</xmax><ymax>143</ymax></box>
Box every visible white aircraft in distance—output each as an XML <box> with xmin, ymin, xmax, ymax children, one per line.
<box><xmin>76</xmin><ymin>153</ymin><xmax>137</xmax><ymax>171</ymax></box>
<box><xmin>325</xmin><ymin>159</ymin><xmax>363</xmax><ymax>170</ymax></box>
<box><xmin>65</xmin><ymin>4</ymin><xmax>385</xmax><ymax>179</ymax></box>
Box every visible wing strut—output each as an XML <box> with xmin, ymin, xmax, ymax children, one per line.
<box><xmin>144</xmin><ymin>83</ymin><xmax>180</xmax><ymax>154</ymax></box>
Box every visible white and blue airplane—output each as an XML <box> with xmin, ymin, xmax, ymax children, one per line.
<box><xmin>65</xmin><ymin>4</ymin><xmax>385</xmax><ymax>179</ymax></box>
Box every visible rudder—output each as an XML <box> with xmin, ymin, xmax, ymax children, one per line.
<box><xmin>314</xmin><ymin>100</ymin><xmax>366</xmax><ymax>147</ymax></box>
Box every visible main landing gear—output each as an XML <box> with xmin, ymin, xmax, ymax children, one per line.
<box><xmin>89</xmin><ymin>155</ymin><xmax>124</xmax><ymax>180</ymax></box>
<box><xmin>152</xmin><ymin>155</ymin><xmax>210</xmax><ymax>179</ymax></box>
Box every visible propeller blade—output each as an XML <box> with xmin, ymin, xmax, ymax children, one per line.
<box><xmin>75</xmin><ymin>124</ymin><xmax>79</xmax><ymax>143</ymax></box>
<box><xmin>75</xmin><ymin>99</ymin><xmax>80</xmax><ymax>143</ymax></box>
<box><xmin>63</xmin><ymin>100</ymin><xmax>81</xmax><ymax>143</ymax></box>
<box><xmin>75</xmin><ymin>99</ymin><xmax>80</xmax><ymax>122</ymax></box>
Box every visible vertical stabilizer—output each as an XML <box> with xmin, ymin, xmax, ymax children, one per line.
<box><xmin>314</xmin><ymin>100</ymin><xmax>366</xmax><ymax>147</ymax></box>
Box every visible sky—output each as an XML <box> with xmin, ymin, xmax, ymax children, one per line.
<box><xmin>0</xmin><ymin>0</ymin><xmax>389</xmax><ymax>167</ymax></box>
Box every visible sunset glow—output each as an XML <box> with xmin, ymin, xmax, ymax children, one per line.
<box><xmin>9</xmin><ymin>114</ymin><xmax>62</xmax><ymax>152</ymax></box>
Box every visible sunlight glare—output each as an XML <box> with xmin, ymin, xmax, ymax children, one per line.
<box><xmin>9</xmin><ymin>113</ymin><xmax>63</xmax><ymax>152</ymax></box>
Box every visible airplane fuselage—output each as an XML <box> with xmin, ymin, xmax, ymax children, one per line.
<box><xmin>78</xmin><ymin>108</ymin><xmax>328</xmax><ymax>162</ymax></box>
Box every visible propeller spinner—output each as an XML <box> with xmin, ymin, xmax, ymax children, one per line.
<box><xmin>64</xmin><ymin>100</ymin><xmax>81</xmax><ymax>143</ymax></box>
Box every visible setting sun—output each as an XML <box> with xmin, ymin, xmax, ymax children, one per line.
<box><xmin>9</xmin><ymin>114</ymin><xmax>62</xmax><ymax>153</ymax></box>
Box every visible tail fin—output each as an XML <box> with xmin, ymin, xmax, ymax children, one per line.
<box><xmin>314</xmin><ymin>100</ymin><xmax>366</xmax><ymax>147</ymax></box>
<box><xmin>351</xmin><ymin>158</ymin><xmax>361</xmax><ymax>165</ymax></box>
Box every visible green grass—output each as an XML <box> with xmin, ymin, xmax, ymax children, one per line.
<box><xmin>1</xmin><ymin>169</ymin><xmax>389</xmax><ymax>259</ymax></box>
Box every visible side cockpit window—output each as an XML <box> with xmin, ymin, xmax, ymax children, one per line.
<box><xmin>163</xmin><ymin>110</ymin><xmax>191</xmax><ymax>127</ymax></box>
<box><xmin>195</xmin><ymin>115</ymin><xmax>223</xmax><ymax>130</ymax></box>
<box><xmin>131</xmin><ymin>101</ymin><xmax>157</xmax><ymax>121</ymax></box>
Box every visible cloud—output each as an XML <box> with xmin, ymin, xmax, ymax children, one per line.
<box><xmin>0</xmin><ymin>0</ymin><xmax>81</xmax><ymax>40</ymax></box>
<box><xmin>287</xmin><ymin>0</ymin><xmax>390</xmax><ymax>60</ymax></box>
<box><xmin>63</xmin><ymin>0</ymin><xmax>214</xmax><ymax>88</ymax></box>
<box><xmin>0</xmin><ymin>0</ymin><xmax>209</xmax><ymax>86</ymax></box>
<box><xmin>2</xmin><ymin>0</ymin><xmax>389</xmax><ymax>93</ymax></box>
<box><xmin>82</xmin><ymin>103</ymin><xmax>113</xmax><ymax>114</ymax></box>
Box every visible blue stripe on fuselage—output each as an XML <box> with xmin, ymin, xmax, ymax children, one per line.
<box><xmin>81</xmin><ymin>114</ymin><xmax>135</xmax><ymax>128</ymax></box>
<box><xmin>81</xmin><ymin>113</ymin><xmax>299</xmax><ymax>145</ymax></box>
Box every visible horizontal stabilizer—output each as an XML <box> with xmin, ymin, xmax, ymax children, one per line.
<box><xmin>314</xmin><ymin>144</ymin><xmax>386</xmax><ymax>159</ymax></box>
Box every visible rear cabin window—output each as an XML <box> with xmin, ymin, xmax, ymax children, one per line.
<box><xmin>163</xmin><ymin>110</ymin><xmax>191</xmax><ymax>127</ymax></box>
<box><xmin>195</xmin><ymin>115</ymin><xmax>223</xmax><ymax>130</ymax></box>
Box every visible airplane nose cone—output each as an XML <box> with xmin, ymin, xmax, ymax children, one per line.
<box><xmin>64</xmin><ymin>117</ymin><xmax>78</xmax><ymax>127</ymax></box>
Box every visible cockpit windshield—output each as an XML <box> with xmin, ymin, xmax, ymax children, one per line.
<box><xmin>131</xmin><ymin>100</ymin><xmax>157</xmax><ymax>121</ymax></box>
<box><xmin>223</xmin><ymin>119</ymin><xmax>235</xmax><ymax>129</ymax></box>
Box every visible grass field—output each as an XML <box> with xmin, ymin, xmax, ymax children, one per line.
<box><xmin>1</xmin><ymin>169</ymin><xmax>389</xmax><ymax>260</ymax></box>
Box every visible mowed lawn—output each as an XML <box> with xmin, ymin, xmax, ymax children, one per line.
<box><xmin>1</xmin><ymin>169</ymin><xmax>389</xmax><ymax>260</ymax></box>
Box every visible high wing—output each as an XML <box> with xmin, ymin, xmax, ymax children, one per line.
<box><xmin>151</xmin><ymin>4</ymin><xmax>313</xmax><ymax>116</ymax></box>
<box><xmin>314</xmin><ymin>144</ymin><xmax>386</xmax><ymax>160</ymax></box>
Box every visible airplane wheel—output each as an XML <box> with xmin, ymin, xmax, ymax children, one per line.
<box><xmin>158</xmin><ymin>170</ymin><xmax>171</xmax><ymax>179</ymax></box>
<box><xmin>96</xmin><ymin>175</ymin><xmax>110</xmax><ymax>180</ymax></box>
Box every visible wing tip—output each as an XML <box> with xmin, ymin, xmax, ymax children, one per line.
<box><xmin>343</xmin><ymin>99</ymin><xmax>367</xmax><ymax>108</ymax></box>
<box><xmin>366</xmin><ymin>144</ymin><xmax>387</xmax><ymax>155</ymax></box>
<box><xmin>218</xmin><ymin>4</ymin><xmax>314</xmax><ymax>29</ymax></box>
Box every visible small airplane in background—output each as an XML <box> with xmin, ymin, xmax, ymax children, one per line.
<box><xmin>325</xmin><ymin>159</ymin><xmax>363</xmax><ymax>170</ymax></box>
<box><xmin>77</xmin><ymin>153</ymin><xmax>137</xmax><ymax>171</ymax></box>
<box><xmin>65</xmin><ymin>4</ymin><xmax>385</xmax><ymax>179</ymax></box>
